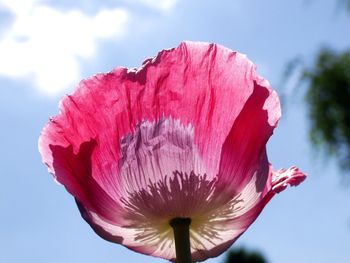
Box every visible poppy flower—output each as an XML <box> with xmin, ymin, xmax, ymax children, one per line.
<box><xmin>39</xmin><ymin>41</ymin><xmax>305</xmax><ymax>262</ymax></box>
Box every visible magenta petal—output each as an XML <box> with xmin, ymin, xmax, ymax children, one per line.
<box><xmin>271</xmin><ymin>167</ymin><xmax>306</xmax><ymax>193</ymax></box>
<box><xmin>46</xmin><ymin>140</ymin><xmax>124</xmax><ymax>224</ymax></box>
<box><xmin>39</xmin><ymin>41</ymin><xmax>305</xmax><ymax>262</ymax></box>
<box><xmin>217</xmin><ymin>78</ymin><xmax>280</xmax><ymax>196</ymax></box>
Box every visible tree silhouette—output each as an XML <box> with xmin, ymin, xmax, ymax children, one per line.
<box><xmin>303</xmin><ymin>49</ymin><xmax>350</xmax><ymax>172</ymax></box>
<box><xmin>282</xmin><ymin>1</ymin><xmax>350</xmax><ymax>177</ymax></box>
<box><xmin>223</xmin><ymin>247</ymin><xmax>267</xmax><ymax>263</ymax></box>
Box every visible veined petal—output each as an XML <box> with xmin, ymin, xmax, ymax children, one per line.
<box><xmin>39</xmin><ymin>41</ymin><xmax>256</xmax><ymax>197</ymax></box>
<box><xmin>46</xmin><ymin>140</ymin><xmax>125</xmax><ymax>225</ymax></box>
<box><xmin>191</xmin><ymin>156</ymin><xmax>306</xmax><ymax>261</ymax></box>
<box><xmin>271</xmin><ymin>167</ymin><xmax>306</xmax><ymax>194</ymax></box>
<box><xmin>112</xmin><ymin>42</ymin><xmax>258</xmax><ymax>177</ymax></box>
<box><xmin>217</xmin><ymin>79</ymin><xmax>280</xmax><ymax>197</ymax></box>
<box><xmin>74</xmin><ymin>144</ymin><xmax>298</xmax><ymax>262</ymax></box>
<box><xmin>38</xmin><ymin>41</ymin><xmax>305</xmax><ymax>262</ymax></box>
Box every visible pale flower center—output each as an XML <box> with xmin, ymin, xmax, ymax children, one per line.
<box><xmin>118</xmin><ymin>118</ymin><xmax>244</xmax><ymax>250</ymax></box>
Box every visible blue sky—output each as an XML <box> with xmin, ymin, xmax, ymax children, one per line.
<box><xmin>1</xmin><ymin>0</ymin><xmax>350</xmax><ymax>262</ymax></box>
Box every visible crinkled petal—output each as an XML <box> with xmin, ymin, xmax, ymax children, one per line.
<box><xmin>217</xmin><ymin>78</ymin><xmax>280</xmax><ymax>197</ymax></box>
<box><xmin>39</xmin><ymin>41</ymin><xmax>259</xmax><ymax>220</ymax></box>
<box><xmin>188</xmin><ymin>149</ymin><xmax>271</xmax><ymax>261</ymax></box>
<box><xmin>271</xmin><ymin>166</ymin><xmax>306</xmax><ymax>194</ymax></box>
<box><xmin>39</xmin><ymin>41</ymin><xmax>255</xmax><ymax>194</ymax></box>
<box><xmin>47</xmin><ymin>140</ymin><xmax>125</xmax><ymax>225</ymax></box>
<box><xmin>194</xmin><ymin>161</ymin><xmax>306</xmax><ymax>261</ymax></box>
<box><xmin>74</xmin><ymin>148</ymin><xmax>283</xmax><ymax>262</ymax></box>
<box><xmin>111</xmin><ymin>41</ymin><xmax>259</xmax><ymax>177</ymax></box>
<box><xmin>38</xmin><ymin>41</ymin><xmax>305</xmax><ymax>262</ymax></box>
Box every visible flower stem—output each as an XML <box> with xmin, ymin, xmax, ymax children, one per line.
<box><xmin>170</xmin><ymin>217</ymin><xmax>192</xmax><ymax>263</ymax></box>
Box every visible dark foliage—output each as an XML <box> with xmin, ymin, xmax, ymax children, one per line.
<box><xmin>303</xmin><ymin>49</ymin><xmax>350</xmax><ymax>171</ymax></box>
<box><xmin>223</xmin><ymin>248</ymin><xmax>267</xmax><ymax>263</ymax></box>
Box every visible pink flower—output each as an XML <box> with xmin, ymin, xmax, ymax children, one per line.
<box><xmin>39</xmin><ymin>41</ymin><xmax>305</xmax><ymax>262</ymax></box>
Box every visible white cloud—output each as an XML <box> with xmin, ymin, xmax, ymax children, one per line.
<box><xmin>0</xmin><ymin>0</ymin><xmax>129</xmax><ymax>95</ymax></box>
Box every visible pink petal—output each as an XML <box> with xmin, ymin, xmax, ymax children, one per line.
<box><xmin>193</xmin><ymin>162</ymin><xmax>306</xmax><ymax>261</ymax></box>
<box><xmin>45</xmin><ymin>139</ymin><xmax>125</xmax><ymax>225</ymax></box>
<box><xmin>38</xmin><ymin>41</ymin><xmax>305</xmax><ymax>262</ymax></box>
<box><xmin>39</xmin><ymin>41</ymin><xmax>256</xmax><ymax>195</ymax></box>
<box><xmin>271</xmin><ymin>166</ymin><xmax>306</xmax><ymax>193</ymax></box>
<box><xmin>217</xmin><ymin>77</ymin><xmax>280</xmax><ymax>197</ymax></box>
<box><xmin>113</xmin><ymin>42</ymin><xmax>259</xmax><ymax>176</ymax></box>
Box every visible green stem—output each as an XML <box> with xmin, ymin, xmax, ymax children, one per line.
<box><xmin>170</xmin><ymin>217</ymin><xmax>192</xmax><ymax>263</ymax></box>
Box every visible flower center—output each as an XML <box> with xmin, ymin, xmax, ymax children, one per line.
<box><xmin>118</xmin><ymin>118</ymin><xmax>244</xmax><ymax>252</ymax></box>
<box><xmin>119</xmin><ymin>169</ymin><xmax>244</xmax><ymax>253</ymax></box>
